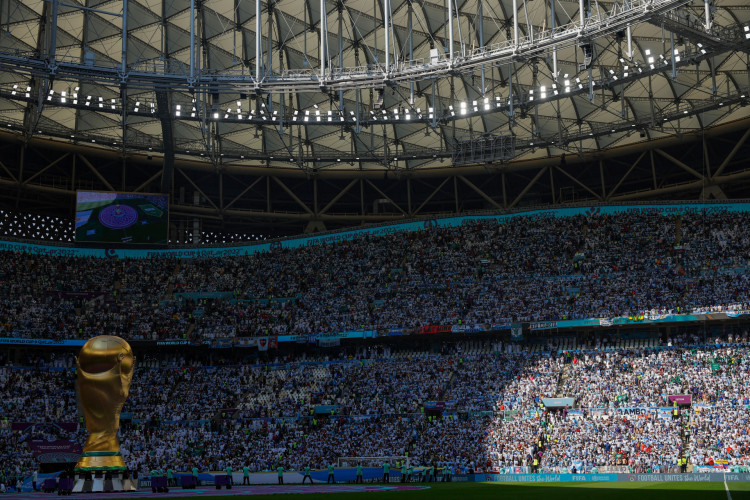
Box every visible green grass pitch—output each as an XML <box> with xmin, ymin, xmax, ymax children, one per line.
<box><xmin>122</xmin><ymin>481</ymin><xmax>750</xmax><ymax>500</ymax></box>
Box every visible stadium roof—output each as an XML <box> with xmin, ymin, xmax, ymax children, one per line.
<box><xmin>0</xmin><ymin>0</ymin><xmax>749</xmax><ymax>237</ymax></box>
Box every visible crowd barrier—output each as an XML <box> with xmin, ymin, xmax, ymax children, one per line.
<box><xmin>137</xmin><ymin>468</ymin><xmax>405</xmax><ymax>488</ymax></box>
<box><xmin>17</xmin><ymin>469</ymin><xmax>750</xmax><ymax>491</ymax></box>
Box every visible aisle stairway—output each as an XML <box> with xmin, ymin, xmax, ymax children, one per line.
<box><xmin>555</xmin><ymin>363</ymin><xmax>572</xmax><ymax>399</ymax></box>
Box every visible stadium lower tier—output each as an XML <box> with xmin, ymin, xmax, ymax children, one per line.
<box><xmin>2</xmin><ymin>338</ymin><xmax>750</xmax><ymax>485</ymax></box>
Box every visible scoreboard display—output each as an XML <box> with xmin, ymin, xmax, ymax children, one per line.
<box><xmin>75</xmin><ymin>191</ymin><xmax>169</xmax><ymax>245</ymax></box>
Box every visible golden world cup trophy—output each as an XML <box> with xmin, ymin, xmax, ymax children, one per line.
<box><xmin>74</xmin><ymin>336</ymin><xmax>135</xmax><ymax>474</ymax></box>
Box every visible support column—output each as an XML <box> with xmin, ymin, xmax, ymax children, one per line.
<box><xmin>408</xmin><ymin>1</ymin><xmax>414</xmax><ymax>103</ymax></box>
<box><xmin>479</xmin><ymin>0</ymin><xmax>485</xmax><ymax>93</ymax></box>
<box><xmin>626</xmin><ymin>25</ymin><xmax>632</xmax><ymax>58</ymax></box>
<box><xmin>121</xmin><ymin>0</ymin><xmax>127</xmax><ymax>75</ymax></box>
<box><xmin>551</xmin><ymin>0</ymin><xmax>557</xmax><ymax>80</ymax></box>
<box><xmin>320</xmin><ymin>0</ymin><xmax>326</xmax><ymax>78</ymax></box>
<box><xmin>338</xmin><ymin>1</ymin><xmax>343</xmax><ymax>105</ymax></box>
<box><xmin>448</xmin><ymin>0</ymin><xmax>454</xmax><ymax>61</ymax></box>
<box><xmin>508</xmin><ymin>63</ymin><xmax>514</xmax><ymax>117</ymax></box>
<box><xmin>512</xmin><ymin>0</ymin><xmax>519</xmax><ymax>48</ymax></box>
<box><xmin>256</xmin><ymin>0</ymin><xmax>262</xmax><ymax>81</ymax></box>
<box><xmin>704</xmin><ymin>0</ymin><xmax>711</xmax><ymax>32</ymax></box>
<box><xmin>579</xmin><ymin>0</ymin><xmax>585</xmax><ymax>27</ymax></box>
<box><xmin>190</xmin><ymin>0</ymin><xmax>196</xmax><ymax>81</ymax></box>
<box><xmin>384</xmin><ymin>0</ymin><xmax>390</xmax><ymax>72</ymax></box>
<box><xmin>50</xmin><ymin>0</ymin><xmax>59</xmax><ymax>61</ymax></box>
<box><xmin>267</xmin><ymin>1</ymin><xmax>273</xmax><ymax>77</ymax></box>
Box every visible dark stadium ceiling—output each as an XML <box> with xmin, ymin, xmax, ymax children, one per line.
<box><xmin>0</xmin><ymin>0</ymin><xmax>748</xmax><ymax>172</ymax></box>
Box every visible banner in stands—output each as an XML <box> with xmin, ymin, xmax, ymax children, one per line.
<box><xmin>28</xmin><ymin>440</ymin><xmax>82</xmax><ymax>463</ymax></box>
<box><xmin>529</xmin><ymin>321</ymin><xmax>558</xmax><ymax>330</ymax></box>
<box><xmin>0</xmin><ymin>337</ymin><xmax>85</xmax><ymax>346</ymax></box>
<box><xmin>668</xmin><ymin>394</ymin><xmax>692</xmax><ymax>404</ymax></box>
<box><xmin>613</xmin><ymin>407</ymin><xmax>655</xmax><ymax>417</ymax></box>
<box><xmin>424</xmin><ymin>400</ymin><xmax>457</xmax><ymax>410</ymax></box>
<box><xmin>415</xmin><ymin>325</ymin><xmax>453</xmax><ymax>334</ymax></box>
<box><xmin>510</xmin><ymin>323</ymin><xmax>523</xmax><ymax>341</ymax></box>
<box><xmin>12</xmin><ymin>422</ymin><xmax>78</xmax><ymax>432</ymax></box>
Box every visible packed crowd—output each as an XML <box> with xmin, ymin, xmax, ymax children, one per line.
<box><xmin>1</xmin><ymin>210</ymin><xmax>750</xmax><ymax>341</ymax></box>
<box><xmin>3</xmin><ymin>332</ymin><xmax>750</xmax><ymax>480</ymax></box>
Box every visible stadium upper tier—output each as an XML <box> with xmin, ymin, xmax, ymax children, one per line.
<box><xmin>1</xmin><ymin>334</ymin><xmax>749</xmax><ymax>477</ymax></box>
<box><xmin>0</xmin><ymin>207</ymin><xmax>749</xmax><ymax>341</ymax></box>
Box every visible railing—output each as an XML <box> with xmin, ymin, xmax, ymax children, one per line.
<box><xmin>0</xmin><ymin>0</ymin><xmax>700</xmax><ymax>93</ymax></box>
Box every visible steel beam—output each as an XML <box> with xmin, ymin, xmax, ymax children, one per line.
<box><xmin>273</xmin><ymin>176</ymin><xmax>314</xmax><ymax>214</ymax></box>
<box><xmin>78</xmin><ymin>154</ymin><xmax>115</xmax><ymax>191</ymax></box>
<box><xmin>320</xmin><ymin>178</ymin><xmax>358</xmax><ymax>214</ymax></box>
<box><xmin>365</xmin><ymin>179</ymin><xmax>407</xmax><ymax>215</ymax></box>
<box><xmin>177</xmin><ymin>167</ymin><xmax>219</xmax><ymax>211</ymax></box>
<box><xmin>224</xmin><ymin>177</ymin><xmax>264</xmax><ymax>210</ymax></box>
<box><xmin>22</xmin><ymin>152</ymin><xmax>70</xmax><ymax>185</ymax></box>
<box><xmin>509</xmin><ymin>167</ymin><xmax>548</xmax><ymax>208</ymax></box>
<box><xmin>134</xmin><ymin>169</ymin><xmax>164</xmax><ymax>192</ymax></box>
<box><xmin>713</xmin><ymin>127</ymin><xmax>750</xmax><ymax>178</ymax></box>
<box><xmin>554</xmin><ymin>164</ymin><xmax>602</xmax><ymax>201</ymax></box>
<box><xmin>606</xmin><ymin>150</ymin><xmax>646</xmax><ymax>199</ymax></box>
<box><xmin>654</xmin><ymin>149</ymin><xmax>706</xmax><ymax>180</ymax></box>
<box><xmin>458</xmin><ymin>175</ymin><xmax>502</xmax><ymax>209</ymax></box>
<box><xmin>414</xmin><ymin>177</ymin><xmax>451</xmax><ymax>215</ymax></box>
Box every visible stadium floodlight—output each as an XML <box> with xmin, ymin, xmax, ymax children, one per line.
<box><xmin>11</xmin><ymin>84</ymin><xmax>17</xmax><ymax>95</ymax></box>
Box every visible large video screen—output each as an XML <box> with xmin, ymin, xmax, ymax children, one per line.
<box><xmin>75</xmin><ymin>191</ymin><xmax>169</xmax><ymax>245</ymax></box>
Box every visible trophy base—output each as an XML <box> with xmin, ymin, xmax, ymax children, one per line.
<box><xmin>72</xmin><ymin>471</ymin><xmax>137</xmax><ymax>493</ymax></box>
<box><xmin>74</xmin><ymin>451</ymin><xmax>127</xmax><ymax>472</ymax></box>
